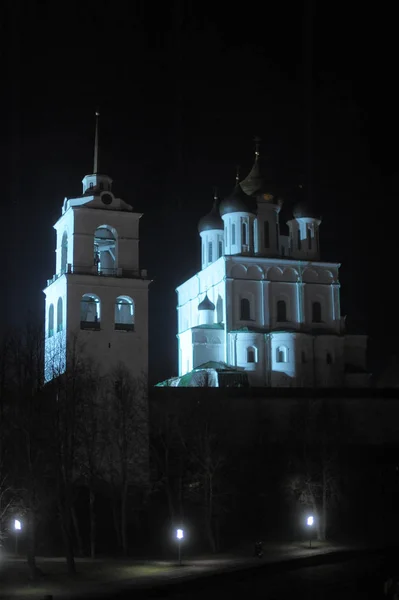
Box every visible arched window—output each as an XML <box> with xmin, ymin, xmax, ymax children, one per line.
<box><xmin>307</xmin><ymin>227</ymin><xmax>312</xmax><ymax>250</ymax></box>
<box><xmin>94</xmin><ymin>225</ymin><xmax>117</xmax><ymax>275</ymax></box>
<box><xmin>326</xmin><ymin>352</ymin><xmax>333</xmax><ymax>365</ymax></box>
<box><xmin>247</xmin><ymin>347</ymin><xmax>256</xmax><ymax>363</ymax></box>
<box><xmin>312</xmin><ymin>301</ymin><xmax>322</xmax><ymax>323</ymax></box>
<box><xmin>240</xmin><ymin>298</ymin><xmax>251</xmax><ymax>320</ymax></box>
<box><xmin>277</xmin><ymin>300</ymin><xmax>287</xmax><ymax>322</ymax></box>
<box><xmin>115</xmin><ymin>296</ymin><xmax>135</xmax><ymax>331</ymax></box>
<box><xmin>216</xmin><ymin>295</ymin><xmax>223</xmax><ymax>323</ymax></box>
<box><xmin>48</xmin><ymin>304</ymin><xmax>54</xmax><ymax>338</ymax></box>
<box><xmin>264</xmin><ymin>221</ymin><xmax>270</xmax><ymax>248</ymax></box>
<box><xmin>61</xmin><ymin>231</ymin><xmax>68</xmax><ymax>274</ymax></box>
<box><xmin>297</xmin><ymin>229</ymin><xmax>302</xmax><ymax>250</ymax></box>
<box><xmin>208</xmin><ymin>242</ymin><xmax>213</xmax><ymax>262</ymax></box>
<box><xmin>57</xmin><ymin>297</ymin><xmax>63</xmax><ymax>332</ymax></box>
<box><xmin>232</xmin><ymin>223</ymin><xmax>236</xmax><ymax>245</ymax></box>
<box><xmin>242</xmin><ymin>222</ymin><xmax>248</xmax><ymax>245</ymax></box>
<box><xmin>218</xmin><ymin>240</ymin><xmax>223</xmax><ymax>258</ymax></box>
<box><xmin>276</xmin><ymin>346</ymin><xmax>288</xmax><ymax>363</ymax></box>
<box><xmin>80</xmin><ymin>294</ymin><xmax>101</xmax><ymax>330</ymax></box>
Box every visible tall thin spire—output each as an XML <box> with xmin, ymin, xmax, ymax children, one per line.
<box><xmin>254</xmin><ymin>135</ymin><xmax>261</xmax><ymax>161</ymax></box>
<box><xmin>213</xmin><ymin>186</ymin><xmax>218</xmax><ymax>201</ymax></box>
<box><xmin>93</xmin><ymin>110</ymin><xmax>100</xmax><ymax>174</ymax></box>
<box><xmin>235</xmin><ymin>165</ymin><xmax>240</xmax><ymax>185</ymax></box>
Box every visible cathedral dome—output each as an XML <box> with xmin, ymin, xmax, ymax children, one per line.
<box><xmin>198</xmin><ymin>295</ymin><xmax>215</xmax><ymax>311</ymax></box>
<box><xmin>291</xmin><ymin>185</ymin><xmax>321</xmax><ymax>220</ymax></box>
<box><xmin>198</xmin><ymin>198</ymin><xmax>224</xmax><ymax>232</ymax></box>
<box><xmin>219</xmin><ymin>184</ymin><xmax>257</xmax><ymax>216</ymax></box>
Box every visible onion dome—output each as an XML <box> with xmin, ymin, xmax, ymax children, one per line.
<box><xmin>292</xmin><ymin>185</ymin><xmax>321</xmax><ymax>219</ymax></box>
<box><xmin>219</xmin><ymin>183</ymin><xmax>257</xmax><ymax>216</ymax></box>
<box><xmin>198</xmin><ymin>193</ymin><xmax>224</xmax><ymax>233</ymax></box>
<box><xmin>198</xmin><ymin>295</ymin><xmax>215</xmax><ymax>311</ymax></box>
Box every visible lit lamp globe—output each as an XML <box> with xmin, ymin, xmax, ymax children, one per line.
<box><xmin>306</xmin><ymin>515</ymin><xmax>314</xmax><ymax>548</ymax></box>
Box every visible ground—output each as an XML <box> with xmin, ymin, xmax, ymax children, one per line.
<box><xmin>0</xmin><ymin>541</ymin><xmax>368</xmax><ymax>599</ymax></box>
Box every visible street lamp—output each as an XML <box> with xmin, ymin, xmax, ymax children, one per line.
<box><xmin>14</xmin><ymin>519</ymin><xmax>21</xmax><ymax>555</ymax></box>
<box><xmin>176</xmin><ymin>528</ymin><xmax>184</xmax><ymax>565</ymax></box>
<box><xmin>306</xmin><ymin>515</ymin><xmax>314</xmax><ymax>548</ymax></box>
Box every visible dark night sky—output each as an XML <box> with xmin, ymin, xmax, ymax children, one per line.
<box><xmin>0</xmin><ymin>1</ymin><xmax>397</xmax><ymax>384</ymax></box>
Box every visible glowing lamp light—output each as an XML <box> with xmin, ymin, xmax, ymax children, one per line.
<box><xmin>307</xmin><ymin>516</ymin><xmax>314</xmax><ymax>527</ymax></box>
<box><xmin>176</xmin><ymin>528</ymin><xmax>184</xmax><ymax>540</ymax></box>
<box><xmin>14</xmin><ymin>519</ymin><xmax>21</xmax><ymax>530</ymax></box>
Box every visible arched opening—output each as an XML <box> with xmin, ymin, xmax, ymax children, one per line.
<box><xmin>48</xmin><ymin>304</ymin><xmax>54</xmax><ymax>338</ymax></box>
<box><xmin>264</xmin><ymin>221</ymin><xmax>270</xmax><ymax>248</ymax></box>
<box><xmin>80</xmin><ymin>294</ymin><xmax>101</xmax><ymax>330</ymax></box>
<box><xmin>307</xmin><ymin>227</ymin><xmax>312</xmax><ymax>250</ymax></box>
<box><xmin>240</xmin><ymin>298</ymin><xmax>251</xmax><ymax>320</ymax></box>
<box><xmin>61</xmin><ymin>231</ymin><xmax>68</xmax><ymax>274</ymax></box>
<box><xmin>57</xmin><ymin>297</ymin><xmax>63</xmax><ymax>332</ymax></box>
<box><xmin>276</xmin><ymin>346</ymin><xmax>288</xmax><ymax>363</ymax></box>
<box><xmin>242</xmin><ymin>222</ymin><xmax>248</xmax><ymax>245</ymax></box>
<box><xmin>216</xmin><ymin>295</ymin><xmax>223</xmax><ymax>323</ymax></box>
<box><xmin>218</xmin><ymin>239</ymin><xmax>223</xmax><ymax>258</ymax></box>
<box><xmin>115</xmin><ymin>296</ymin><xmax>134</xmax><ymax>331</ymax></box>
<box><xmin>312</xmin><ymin>301</ymin><xmax>322</xmax><ymax>323</ymax></box>
<box><xmin>277</xmin><ymin>300</ymin><xmax>287</xmax><ymax>322</ymax></box>
<box><xmin>247</xmin><ymin>347</ymin><xmax>256</xmax><ymax>363</ymax></box>
<box><xmin>94</xmin><ymin>225</ymin><xmax>117</xmax><ymax>275</ymax></box>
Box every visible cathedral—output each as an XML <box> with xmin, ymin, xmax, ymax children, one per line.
<box><xmin>176</xmin><ymin>144</ymin><xmax>369</xmax><ymax>387</ymax></box>
<box><xmin>43</xmin><ymin>114</ymin><xmax>149</xmax><ymax>382</ymax></box>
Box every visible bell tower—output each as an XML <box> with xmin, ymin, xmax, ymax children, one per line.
<box><xmin>43</xmin><ymin>113</ymin><xmax>150</xmax><ymax>382</ymax></box>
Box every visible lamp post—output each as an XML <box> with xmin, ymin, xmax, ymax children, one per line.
<box><xmin>176</xmin><ymin>528</ymin><xmax>184</xmax><ymax>565</ymax></box>
<box><xmin>14</xmin><ymin>519</ymin><xmax>21</xmax><ymax>555</ymax></box>
<box><xmin>306</xmin><ymin>515</ymin><xmax>314</xmax><ymax>548</ymax></box>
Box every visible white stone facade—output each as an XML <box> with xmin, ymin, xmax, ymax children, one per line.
<box><xmin>176</xmin><ymin>156</ymin><xmax>368</xmax><ymax>387</ymax></box>
<box><xmin>44</xmin><ymin>172</ymin><xmax>150</xmax><ymax>382</ymax></box>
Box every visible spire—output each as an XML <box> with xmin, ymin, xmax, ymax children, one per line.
<box><xmin>213</xmin><ymin>186</ymin><xmax>218</xmax><ymax>201</ymax></box>
<box><xmin>254</xmin><ymin>135</ymin><xmax>261</xmax><ymax>161</ymax></box>
<box><xmin>235</xmin><ymin>165</ymin><xmax>240</xmax><ymax>185</ymax></box>
<box><xmin>93</xmin><ymin>110</ymin><xmax>100</xmax><ymax>174</ymax></box>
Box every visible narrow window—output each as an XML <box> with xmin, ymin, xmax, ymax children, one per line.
<box><xmin>57</xmin><ymin>297</ymin><xmax>63</xmax><ymax>332</ymax></box>
<box><xmin>61</xmin><ymin>231</ymin><xmax>68</xmax><ymax>274</ymax></box>
<box><xmin>80</xmin><ymin>294</ymin><xmax>101</xmax><ymax>330</ymax></box>
<box><xmin>208</xmin><ymin>242</ymin><xmax>213</xmax><ymax>263</ymax></box>
<box><xmin>115</xmin><ymin>296</ymin><xmax>135</xmax><ymax>331</ymax></box>
<box><xmin>218</xmin><ymin>240</ymin><xmax>223</xmax><ymax>258</ymax></box>
<box><xmin>242</xmin><ymin>222</ymin><xmax>248</xmax><ymax>245</ymax></box>
<box><xmin>226</xmin><ymin>227</ymin><xmax>228</xmax><ymax>248</ymax></box>
<box><xmin>264</xmin><ymin>221</ymin><xmax>270</xmax><ymax>248</ymax></box>
<box><xmin>247</xmin><ymin>347</ymin><xmax>256</xmax><ymax>363</ymax></box>
<box><xmin>277</xmin><ymin>299</ymin><xmax>287</xmax><ymax>322</ymax></box>
<box><xmin>281</xmin><ymin>246</ymin><xmax>285</xmax><ymax>257</ymax></box>
<box><xmin>297</xmin><ymin>229</ymin><xmax>302</xmax><ymax>250</ymax></box>
<box><xmin>240</xmin><ymin>298</ymin><xmax>251</xmax><ymax>320</ymax></box>
<box><xmin>276</xmin><ymin>346</ymin><xmax>288</xmax><ymax>363</ymax></box>
<box><xmin>312</xmin><ymin>301</ymin><xmax>322</xmax><ymax>323</ymax></box>
<box><xmin>232</xmin><ymin>223</ymin><xmax>236</xmax><ymax>245</ymax></box>
<box><xmin>276</xmin><ymin>223</ymin><xmax>279</xmax><ymax>251</ymax></box>
<box><xmin>326</xmin><ymin>353</ymin><xmax>333</xmax><ymax>365</ymax></box>
<box><xmin>48</xmin><ymin>304</ymin><xmax>54</xmax><ymax>338</ymax></box>
<box><xmin>307</xmin><ymin>227</ymin><xmax>312</xmax><ymax>250</ymax></box>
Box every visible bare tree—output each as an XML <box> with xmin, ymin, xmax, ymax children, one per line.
<box><xmin>104</xmin><ymin>365</ymin><xmax>149</xmax><ymax>555</ymax></box>
<box><xmin>285</xmin><ymin>398</ymin><xmax>345</xmax><ymax>541</ymax></box>
<box><xmin>74</xmin><ymin>359</ymin><xmax>107</xmax><ymax>558</ymax></box>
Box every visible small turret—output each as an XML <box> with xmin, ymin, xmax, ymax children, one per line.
<box><xmin>198</xmin><ymin>190</ymin><xmax>224</xmax><ymax>269</ymax></box>
<box><xmin>287</xmin><ymin>185</ymin><xmax>322</xmax><ymax>260</ymax></box>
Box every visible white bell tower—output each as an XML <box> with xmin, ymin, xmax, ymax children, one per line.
<box><xmin>43</xmin><ymin>112</ymin><xmax>150</xmax><ymax>382</ymax></box>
